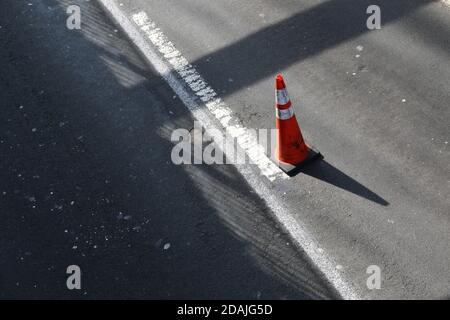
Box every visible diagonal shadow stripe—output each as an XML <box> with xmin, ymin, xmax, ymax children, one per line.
<box><xmin>190</xmin><ymin>0</ymin><xmax>434</xmax><ymax>97</ymax></box>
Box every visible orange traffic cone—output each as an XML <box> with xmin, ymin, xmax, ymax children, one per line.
<box><xmin>274</xmin><ymin>74</ymin><xmax>321</xmax><ymax>174</ymax></box>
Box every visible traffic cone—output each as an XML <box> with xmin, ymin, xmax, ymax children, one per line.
<box><xmin>274</xmin><ymin>74</ymin><xmax>321</xmax><ymax>174</ymax></box>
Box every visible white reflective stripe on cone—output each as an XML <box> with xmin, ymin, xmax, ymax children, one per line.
<box><xmin>276</xmin><ymin>89</ymin><xmax>290</xmax><ymax>106</ymax></box>
<box><xmin>276</xmin><ymin>107</ymin><xmax>294</xmax><ymax>120</ymax></box>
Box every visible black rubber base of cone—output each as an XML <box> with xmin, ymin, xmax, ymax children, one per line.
<box><xmin>277</xmin><ymin>146</ymin><xmax>323</xmax><ymax>177</ymax></box>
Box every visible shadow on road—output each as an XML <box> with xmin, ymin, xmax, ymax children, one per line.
<box><xmin>191</xmin><ymin>0</ymin><xmax>434</xmax><ymax>98</ymax></box>
<box><xmin>0</xmin><ymin>0</ymin><xmax>341</xmax><ymax>299</ymax></box>
<box><xmin>300</xmin><ymin>159</ymin><xmax>390</xmax><ymax>206</ymax></box>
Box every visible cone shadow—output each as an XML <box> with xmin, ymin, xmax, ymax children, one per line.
<box><xmin>297</xmin><ymin>159</ymin><xmax>389</xmax><ymax>206</ymax></box>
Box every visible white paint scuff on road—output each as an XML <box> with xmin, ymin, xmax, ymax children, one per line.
<box><xmin>96</xmin><ymin>0</ymin><xmax>361</xmax><ymax>300</ymax></box>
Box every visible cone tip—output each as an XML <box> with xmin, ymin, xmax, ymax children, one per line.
<box><xmin>275</xmin><ymin>74</ymin><xmax>285</xmax><ymax>90</ymax></box>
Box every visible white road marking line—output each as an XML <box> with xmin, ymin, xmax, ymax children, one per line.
<box><xmin>131</xmin><ymin>11</ymin><xmax>285</xmax><ymax>182</ymax></box>
<box><xmin>97</xmin><ymin>0</ymin><xmax>361</xmax><ymax>300</ymax></box>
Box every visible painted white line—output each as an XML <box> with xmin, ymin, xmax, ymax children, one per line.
<box><xmin>131</xmin><ymin>12</ymin><xmax>285</xmax><ymax>182</ymax></box>
<box><xmin>97</xmin><ymin>0</ymin><xmax>361</xmax><ymax>300</ymax></box>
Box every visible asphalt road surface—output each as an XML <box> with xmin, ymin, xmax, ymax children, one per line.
<box><xmin>0</xmin><ymin>0</ymin><xmax>340</xmax><ymax>299</ymax></box>
<box><xmin>1</xmin><ymin>0</ymin><xmax>449</xmax><ymax>299</ymax></box>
